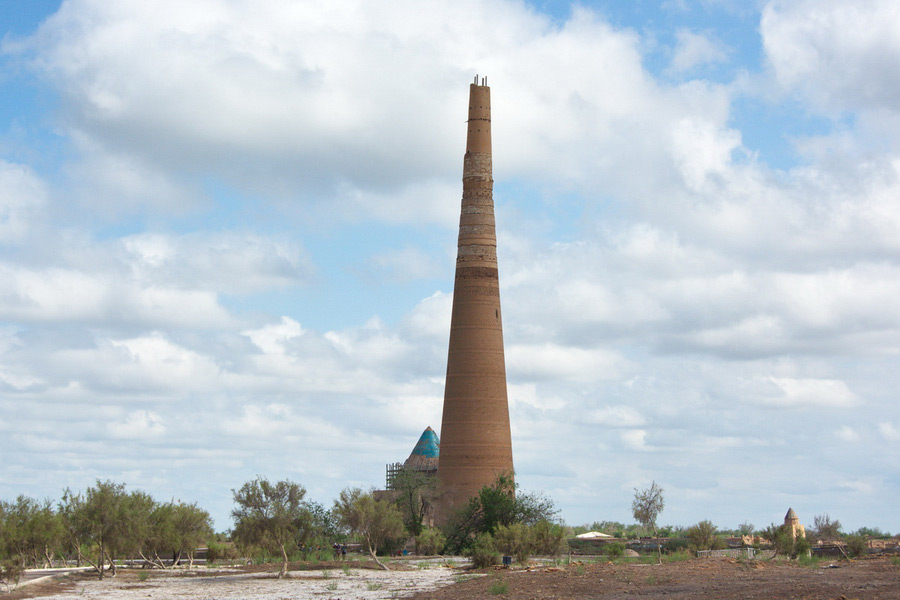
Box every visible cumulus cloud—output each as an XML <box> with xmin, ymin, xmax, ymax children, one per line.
<box><xmin>108</xmin><ymin>410</ymin><xmax>166</xmax><ymax>439</ymax></box>
<box><xmin>879</xmin><ymin>422</ymin><xmax>900</xmax><ymax>441</ymax></box>
<box><xmin>669</xmin><ymin>29</ymin><xmax>730</xmax><ymax>73</ymax></box>
<box><xmin>1</xmin><ymin>0</ymin><xmax>899</xmax><ymax>532</ymax></box>
<box><xmin>11</xmin><ymin>0</ymin><xmax>741</xmax><ymax>226</ymax></box>
<box><xmin>586</xmin><ymin>405</ymin><xmax>646</xmax><ymax>428</ymax></box>
<box><xmin>0</xmin><ymin>161</ymin><xmax>46</xmax><ymax>244</ymax></box>
<box><xmin>764</xmin><ymin>377</ymin><xmax>858</xmax><ymax>408</ymax></box>
<box><xmin>620</xmin><ymin>429</ymin><xmax>648</xmax><ymax>450</ymax></box>
<box><xmin>364</xmin><ymin>246</ymin><xmax>441</xmax><ymax>284</ymax></box>
<box><xmin>761</xmin><ymin>0</ymin><xmax>900</xmax><ymax>114</ymax></box>
<box><xmin>122</xmin><ymin>232</ymin><xmax>314</xmax><ymax>293</ymax></box>
<box><xmin>835</xmin><ymin>425</ymin><xmax>859</xmax><ymax>442</ymax></box>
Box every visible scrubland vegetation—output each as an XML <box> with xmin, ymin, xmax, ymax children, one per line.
<box><xmin>1</xmin><ymin>472</ymin><xmax>896</xmax><ymax>590</ymax></box>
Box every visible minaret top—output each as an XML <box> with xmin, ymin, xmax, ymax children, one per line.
<box><xmin>466</xmin><ymin>76</ymin><xmax>491</xmax><ymax>154</ymax></box>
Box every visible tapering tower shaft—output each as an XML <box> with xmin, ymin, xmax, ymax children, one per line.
<box><xmin>437</xmin><ymin>80</ymin><xmax>514</xmax><ymax>513</ymax></box>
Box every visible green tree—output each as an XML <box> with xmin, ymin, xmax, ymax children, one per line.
<box><xmin>811</xmin><ymin>514</ymin><xmax>842</xmax><ymax>542</ymax></box>
<box><xmin>58</xmin><ymin>489</ymin><xmax>87</xmax><ymax>566</ymax></box>
<box><xmin>1</xmin><ymin>497</ymin><xmax>63</xmax><ymax>568</ymax></box>
<box><xmin>142</xmin><ymin>501</ymin><xmax>176</xmax><ymax>568</ymax></box>
<box><xmin>333</xmin><ymin>488</ymin><xmax>405</xmax><ymax>570</ymax></box>
<box><xmin>494</xmin><ymin>522</ymin><xmax>534</xmax><ymax>563</ymax></box>
<box><xmin>760</xmin><ymin>523</ymin><xmax>807</xmax><ymax>559</ymax></box>
<box><xmin>605</xmin><ymin>541</ymin><xmax>625</xmax><ymax>559</ymax></box>
<box><xmin>845</xmin><ymin>534</ymin><xmax>867</xmax><ymax>558</ymax></box>
<box><xmin>686</xmin><ymin>520</ymin><xmax>720</xmax><ymax>551</ymax></box>
<box><xmin>416</xmin><ymin>527</ymin><xmax>446</xmax><ymax>555</ymax></box>
<box><xmin>854</xmin><ymin>526</ymin><xmax>889</xmax><ymax>538</ymax></box>
<box><xmin>442</xmin><ymin>474</ymin><xmax>558</xmax><ymax>554</ymax></box>
<box><xmin>793</xmin><ymin>533</ymin><xmax>811</xmax><ymax>558</ymax></box>
<box><xmin>465</xmin><ymin>532</ymin><xmax>499</xmax><ymax>568</ymax></box>
<box><xmin>114</xmin><ymin>491</ymin><xmax>156</xmax><ymax>568</ymax></box>
<box><xmin>0</xmin><ymin>560</ymin><xmax>22</xmax><ymax>592</ymax></box>
<box><xmin>170</xmin><ymin>502</ymin><xmax>213</xmax><ymax>567</ymax></box>
<box><xmin>631</xmin><ymin>481</ymin><xmax>664</xmax><ymax>564</ymax></box>
<box><xmin>79</xmin><ymin>480</ymin><xmax>131</xmax><ymax>579</ymax></box>
<box><xmin>390</xmin><ymin>467</ymin><xmax>438</xmax><ymax>551</ymax></box>
<box><xmin>760</xmin><ymin>523</ymin><xmax>785</xmax><ymax>558</ymax></box>
<box><xmin>232</xmin><ymin>477</ymin><xmax>312</xmax><ymax>578</ymax></box>
<box><xmin>530</xmin><ymin>519</ymin><xmax>567</xmax><ymax>556</ymax></box>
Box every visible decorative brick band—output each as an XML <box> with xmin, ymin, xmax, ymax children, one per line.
<box><xmin>455</xmin><ymin>266</ymin><xmax>499</xmax><ymax>280</ymax></box>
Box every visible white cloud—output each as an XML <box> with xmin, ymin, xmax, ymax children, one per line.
<box><xmin>837</xmin><ymin>479</ymin><xmax>876</xmax><ymax>495</ymax></box>
<box><xmin>108</xmin><ymin>410</ymin><xmax>166</xmax><ymax>439</ymax></box>
<box><xmin>1</xmin><ymin>0</ymin><xmax>899</xmax><ymax>533</ymax></box>
<box><xmin>587</xmin><ymin>405</ymin><xmax>646</xmax><ymax>428</ymax></box>
<box><xmin>669</xmin><ymin>29</ymin><xmax>730</xmax><ymax>73</ymax></box>
<box><xmin>761</xmin><ymin>0</ymin><xmax>900</xmax><ymax>114</ymax></box>
<box><xmin>0</xmin><ymin>161</ymin><xmax>45</xmax><ymax>244</ymax></box>
<box><xmin>365</xmin><ymin>246</ymin><xmax>440</xmax><ymax>284</ymax></box>
<box><xmin>243</xmin><ymin>317</ymin><xmax>306</xmax><ymax>356</ymax></box>
<box><xmin>878</xmin><ymin>421</ymin><xmax>900</xmax><ymax>441</ymax></box>
<box><xmin>835</xmin><ymin>426</ymin><xmax>859</xmax><ymax>442</ymax></box>
<box><xmin>122</xmin><ymin>232</ymin><xmax>314</xmax><ymax>293</ymax></box>
<box><xmin>0</xmin><ymin>265</ymin><xmax>231</xmax><ymax>327</ymax></box>
<box><xmin>506</xmin><ymin>343</ymin><xmax>630</xmax><ymax>383</ymax></box>
<box><xmin>620</xmin><ymin>429</ymin><xmax>648</xmax><ymax>450</ymax></box>
<box><xmin>15</xmin><ymin>0</ymin><xmax>739</xmax><ymax>225</ymax></box>
<box><xmin>764</xmin><ymin>377</ymin><xmax>858</xmax><ymax>408</ymax></box>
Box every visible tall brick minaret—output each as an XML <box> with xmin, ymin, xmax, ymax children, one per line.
<box><xmin>437</xmin><ymin>77</ymin><xmax>514</xmax><ymax>516</ymax></box>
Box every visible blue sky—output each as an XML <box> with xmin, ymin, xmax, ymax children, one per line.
<box><xmin>2</xmin><ymin>0</ymin><xmax>899</xmax><ymax>536</ymax></box>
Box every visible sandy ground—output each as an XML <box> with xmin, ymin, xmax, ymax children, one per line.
<box><xmin>16</xmin><ymin>562</ymin><xmax>470</xmax><ymax>600</ymax></box>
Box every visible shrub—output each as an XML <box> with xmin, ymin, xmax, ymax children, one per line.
<box><xmin>494</xmin><ymin>523</ymin><xmax>534</xmax><ymax>563</ymax></box>
<box><xmin>488</xmin><ymin>578</ymin><xmax>508</xmax><ymax>595</ymax></box>
<box><xmin>797</xmin><ymin>553</ymin><xmax>820</xmax><ymax>567</ymax></box>
<box><xmin>662</xmin><ymin>537</ymin><xmax>689</xmax><ymax>554</ymax></box>
<box><xmin>605</xmin><ymin>542</ymin><xmax>625</xmax><ymax>559</ymax></box>
<box><xmin>845</xmin><ymin>535</ymin><xmax>867</xmax><ymax>558</ymax></box>
<box><xmin>206</xmin><ymin>540</ymin><xmax>239</xmax><ymax>564</ymax></box>
<box><xmin>466</xmin><ymin>533</ymin><xmax>500</xmax><ymax>568</ymax></box>
<box><xmin>662</xmin><ymin>550</ymin><xmax>692</xmax><ymax>563</ymax></box>
<box><xmin>686</xmin><ymin>520</ymin><xmax>720</xmax><ymax>551</ymax></box>
<box><xmin>531</xmin><ymin>520</ymin><xmax>567</xmax><ymax>556</ymax></box>
<box><xmin>0</xmin><ymin>559</ymin><xmax>23</xmax><ymax>591</ymax></box>
<box><xmin>417</xmin><ymin>527</ymin><xmax>447</xmax><ymax>555</ymax></box>
<box><xmin>793</xmin><ymin>535</ymin><xmax>811</xmax><ymax>558</ymax></box>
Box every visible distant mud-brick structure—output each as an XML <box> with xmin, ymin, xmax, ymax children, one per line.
<box><xmin>784</xmin><ymin>507</ymin><xmax>806</xmax><ymax>539</ymax></box>
<box><xmin>436</xmin><ymin>77</ymin><xmax>514</xmax><ymax>518</ymax></box>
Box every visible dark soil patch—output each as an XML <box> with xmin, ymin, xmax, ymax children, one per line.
<box><xmin>409</xmin><ymin>557</ymin><xmax>900</xmax><ymax>600</ymax></box>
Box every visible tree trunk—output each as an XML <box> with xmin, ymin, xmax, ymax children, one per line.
<box><xmin>107</xmin><ymin>550</ymin><xmax>117</xmax><ymax>577</ymax></box>
<box><xmin>96</xmin><ymin>542</ymin><xmax>105</xmax><ymax>580</ymax></box>
<box><xmin>278</xmin><ymin>544</ymin><xmax>288</xmax><ymax>579</ymax></box>
<box><xmin>139</xmin><ymin>551</ymin><xmax>165</xmax><ymax>569</ymax></box>
<box><xmin>369</xmin><ymin>548</ymin><xmax>389</xmax><ymax>571</ymax></box>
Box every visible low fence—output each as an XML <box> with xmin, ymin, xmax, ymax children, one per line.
<box><xmin>697</xmin><ymin>548</ymin><xmax>757</xmax><ymax>559</ymax></box>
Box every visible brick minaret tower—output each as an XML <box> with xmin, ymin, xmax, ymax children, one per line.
<box><xmin>437</xmin><ymin>77</ymin><xmax>514</xmax><ymax>516</ymax></box>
